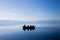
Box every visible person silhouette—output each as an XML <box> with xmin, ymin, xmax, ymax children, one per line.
<box><xmin>23</xmin><ymin>25</ymin><xmax>26</xmax><ymax>31</ymax></box>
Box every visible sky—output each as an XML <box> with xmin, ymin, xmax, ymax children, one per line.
<box><xmin>0</xmin><ymin>0</ymin><xmax>60</xmax><ymax>21</ymax></box>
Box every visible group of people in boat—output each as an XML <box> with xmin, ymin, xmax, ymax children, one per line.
<box><xmin>22</xmin><ymin>25</ymin><xmax>35</xmax><ymax>31</ymax></box>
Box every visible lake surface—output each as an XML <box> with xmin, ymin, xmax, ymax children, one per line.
<box><xmin>0</xmin><ymin>25</ymin><xmax>60</xmax><ymax>40</ymax></box>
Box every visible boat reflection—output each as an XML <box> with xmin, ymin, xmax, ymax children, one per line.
<box><xmin>22</xmin><ymin>25</ymin><xmax>35</xmax><ymax>31</ymax></box>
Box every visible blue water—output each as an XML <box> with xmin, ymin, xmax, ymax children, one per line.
<box><xmin>0</xmin><ymin>20</ymin><xmax>60</xmax><ymax>40</ymax></box>
<box><xmin>0</xmin><ymin>26</ymin><xmax>60</xmax><ymax>40</ymax></box>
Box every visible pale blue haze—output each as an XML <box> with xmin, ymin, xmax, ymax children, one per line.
<box><xmin>0</xmin><ymin>0</ymin><xmax>60</xmax><ymax>21</ymax></box>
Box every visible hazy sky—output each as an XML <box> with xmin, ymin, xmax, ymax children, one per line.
<box><xmin>0</xmin><ymin>0</ymin><xmax>60</xmax><ymax>21</ymax></box>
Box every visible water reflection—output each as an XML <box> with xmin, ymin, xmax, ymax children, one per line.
<box><xmin>22</xmin><ymin>25</ymin><xmax>35</xmax><ymax>31</ymax></box>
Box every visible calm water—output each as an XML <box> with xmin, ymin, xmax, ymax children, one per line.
<box><xmin>0</xmin><ymin>25</ymin><xmax>60</xmax><ymax>40</ymax></box>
